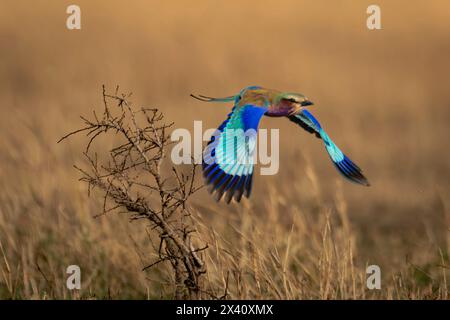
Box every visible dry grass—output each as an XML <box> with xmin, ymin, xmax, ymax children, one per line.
<box><xmin>0</xmin><ymin>0</ymin><xmax>449</xmax><ymax>299</ymax></box>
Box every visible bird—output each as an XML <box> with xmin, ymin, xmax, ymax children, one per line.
<box><xmin>191</xmin><ymin>85</ymin><xmax>369</xmax><ymax>203</ymax></box>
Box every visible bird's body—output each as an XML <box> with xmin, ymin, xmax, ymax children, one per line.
<box><xmin>230</xmin><ymin>87</ymin><xmax>305</xmax><ymax>116</ymax></box>
<box><xmin>191</xmin><ymin>86</ymin><xmax>369</xmax><ymax>203</ymax></box>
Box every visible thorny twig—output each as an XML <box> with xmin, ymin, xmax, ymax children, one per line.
<box><xmin>59</xmin><ymin>85</ymin><xmax>206</xmax><ymax>299</ymax></box>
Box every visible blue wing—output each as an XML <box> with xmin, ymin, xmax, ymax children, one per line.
<box><xmin>289</xmin><ymin>109</ymin><xmax>370</xmax><ymax>186</ymax></box>
<box><xmin>203</xmin><ymin>104</ymin><xmax>268</xmax><ymax>203</ymax></box>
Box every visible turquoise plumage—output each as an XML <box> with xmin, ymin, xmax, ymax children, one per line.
<box><xmin>191</xmin><ymin>86</ymin><xmax>369</xmax><ymax>203</ymax></box>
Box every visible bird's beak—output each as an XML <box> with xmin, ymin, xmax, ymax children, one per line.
<box><xmin>301</xmin><ymin>100</ymin><xmax>314</xmax><ymax>107</ymax></box>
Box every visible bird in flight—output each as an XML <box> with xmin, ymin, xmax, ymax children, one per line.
<box><xmin>191</xmin><ymin>86</ymin><xmax>369</xmax><ymax>203</ymax></box>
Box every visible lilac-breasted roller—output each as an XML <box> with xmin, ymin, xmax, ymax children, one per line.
<box><xmin>191</xmin><ymin>86</ymin><xmax>369</xmax><ymax>203</ymax></box>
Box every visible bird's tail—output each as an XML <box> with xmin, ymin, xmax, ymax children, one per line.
<box><xmin>190</xmin><ymin>93</ymin><xmax>237</xmax><ymax>103</ymax></box>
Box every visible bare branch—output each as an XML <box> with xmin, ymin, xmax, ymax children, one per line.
<box><xmin>59</xmin><ymin>86</ymin><xmax>206</xmax><ymax>299</ymax></box>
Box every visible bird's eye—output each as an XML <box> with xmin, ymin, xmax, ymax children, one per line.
<box><xmin>285</xmin><ymin>98</ymin><xmax>298</xmax><ymax>103</ymax></box>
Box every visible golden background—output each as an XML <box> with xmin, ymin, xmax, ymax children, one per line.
<box><xmin>0</xmin><ymin>1</ymin><xmax>449</xmax><ymax>298</ymax></box>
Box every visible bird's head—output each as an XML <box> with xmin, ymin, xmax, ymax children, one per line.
<box><xmin>277</xmin><ymin>92</ymin><xmax>314</xmax><ymax>109</ymax></box>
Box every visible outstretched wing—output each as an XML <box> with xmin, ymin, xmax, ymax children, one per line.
<box><xmin>289</xmin><ymin>109</ymin><xmax>370</xmax><ymax>186</ymax></box>
<box><xmin>203</xmin><ymin>104</ymin><xmax>268</xmax><ymax>203</ymax></box>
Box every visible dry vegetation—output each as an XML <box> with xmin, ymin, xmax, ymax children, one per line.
<box><xmin>0</xmin><ymin>1</ymin><xmax>449</xmax><ymax>299</ymax></box>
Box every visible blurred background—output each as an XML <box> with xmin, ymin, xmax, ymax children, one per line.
<box><xmin>0</xmin><ymin>0</ymin><xmax>449</xmax><ymax>299</ymax></box>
